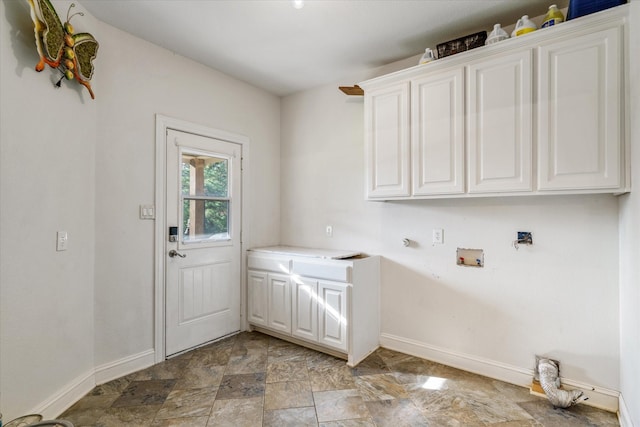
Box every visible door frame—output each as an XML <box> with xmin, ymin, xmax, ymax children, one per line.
<box><xmin>154</xmin><ymin>114</ymin><xmax>250</xmax><ymax>363</ymax></box>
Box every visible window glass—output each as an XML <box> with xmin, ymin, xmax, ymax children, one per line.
<box><xmin>181</xmin><ymin>152</ymin><xmax>231</xmax><ymax>243</ymax></box>
<box><xmin>182</xmin><ymin>200</ymin><xmax>230</xmax><ymax>242</ymax></box>
<box><xmin>181</xmin><ymin>154</ymin><xmax>228</xmax><ymax>198</ymax></box>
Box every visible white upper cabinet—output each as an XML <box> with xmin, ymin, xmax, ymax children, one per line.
<box><xmin>364</xmin><ymin>81</ymin><xmax>411</xmax><ymax>198</ymax></box>
<box><xmin>468</xmin><ymin>49</ymin><xmax>533</xmax><ymax>193</ymax></box>
<box><xmin>537</xmin><ymin>26</ymin><xmax>621</xmax><ymax>191</ymax></box>
<box><xmin>359</xmin><ymin>5</ymin><xmax>628</xmax><ymax>200</ymax></box>
<box><xmin>411</xmin><ymin>67</ymin><xmax>465</xmax><ymax>195</ymax></box>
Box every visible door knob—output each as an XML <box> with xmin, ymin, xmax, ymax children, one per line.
<box><xmin>168</xmin><ymin>249</ymin><xmax>186</xmax><ymax>258</ymax></box>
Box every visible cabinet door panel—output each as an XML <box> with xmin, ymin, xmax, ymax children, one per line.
<box><xmin>538</xmin><ymin>27</ymin><xmax>621</xmax><ymax>190</ymax></box>
<box><xmin>292</xmin><ymin>279</ymin><xmax>318</xmax><ymax>341</ymax></box>
<box><xmin>468</xmin><ymin>50</ymin><xmax>533</xmax><ymax>193</ymax></box>
<box><xmin>247</xmin><ymin>270</ymin><xmax>268</xmax><ymax>327</ymax></box>
<box><xmin>267</xmin><ymin>273</ymin><xmax>291</xmax><ymax>334</ymax></box>
<box><xmin>318</xmin><ymin>281</ymin><xmax>348</xmax><ymax>352</ymax></box>
<box><xmin>365</xmin><ymin>82</ymin><xmax>411</xmax><ymax>198</ymax></box>
<box><xmin>412</xmin><ymin>68</ymin><xmax>465</xmax><ymax>195</ymax></box>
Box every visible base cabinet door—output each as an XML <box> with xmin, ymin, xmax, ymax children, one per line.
<box><xmin>267</xmin><ymin>273</ymin><xmax>291</xmax><ymax>334</ymax></box>
<box><xmin>318</xmin><ymin>281</ymin><xmax>349</xmax><ymax>352</ymax></box>
<box><xmin>247</xmin><ymin>270</ymin><xmax>268</xmax><ymax>327</ymax></box>
<box><xmin>537</xmin><ymin>27</ymin><xmax>621</xmax><ymax>191</ymax></box>
<box><xmin>292</xmin><ymin>279</ymin><xmax>318</xmax><ymax>341</ymax></box>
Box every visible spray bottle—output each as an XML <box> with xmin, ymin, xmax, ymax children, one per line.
<box><xmin>418</xmin><ymin>48</ymin><xmax>436</xmax><ymax>65</ymax></box>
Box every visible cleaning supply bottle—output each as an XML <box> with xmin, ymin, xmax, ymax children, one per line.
<box><xmin>511</xmin><ymin>18</ymin><xmax>521</xmax><ymax>38</ymax></box>
<box><xmin>486</xmin><ymin>23</ymin><xmax>509</xmax><ymax>45</ymax></box>
<box><xmin>542</xmin><ymin>4</ymin><xmax>565</xmax><ymax>28</ymax></box>
<box><xmin>515</xmin><ymin>15</ymin><xmax>537</xmax><ymax>36</ymax></box>
<box><xmin>418</xmin><ymin>48</ymin><xmax>435</xmax><ymax>65</ymax></box>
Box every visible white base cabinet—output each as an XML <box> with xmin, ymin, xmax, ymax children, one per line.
<box><xmin>247</xmin><ymin>247</ymin><xmax>380</xmax><ymax>366</ymax></box>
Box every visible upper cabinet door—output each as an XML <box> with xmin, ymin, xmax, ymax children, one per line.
<box><xmin>364</xmin><ymin>82</ymin><xmax>411</xmax><ymax>199</ymax></box>
<box><xmin>411</xmin><ymin>67</ymin><xmax>465</xmax><ymax>195</ymax></box>
<box><xmin>468</xmin><ymin>50</ymin><xmax>533</xmax><ymax>193</ymax></box>
<box><xmin>537</xmin><ymin>27</ymin><xmax>621</xmax><ymax>191</ymax></box>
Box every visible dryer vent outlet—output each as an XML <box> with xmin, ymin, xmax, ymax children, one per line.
<box><xmin>535</xmin><ymin>356</ymin><xmax>587</xmax><ymax>408</ymax></box>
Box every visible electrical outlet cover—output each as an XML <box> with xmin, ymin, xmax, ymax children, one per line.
<box><xmin>56</xmin><ymin>231</ymin><xmax>68</xmax><ymax>251</ymax></box>
<box><xmin>325</xmin><ymin>225</ymin><xmax>333</xmax><ymax>237</ymax></box>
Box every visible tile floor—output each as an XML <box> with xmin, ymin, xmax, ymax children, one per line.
<box><xmin>61</xmin><ymin>332</ymin><xmax>620</xmax><ymax>426</ymax></box>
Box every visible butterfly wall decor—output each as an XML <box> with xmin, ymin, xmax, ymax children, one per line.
<box><xmin>27</xmin><ymin>0</ymin><xmax>99</xmax><ymax>99</ymax></box>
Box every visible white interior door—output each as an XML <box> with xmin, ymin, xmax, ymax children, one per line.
<box><xmin>165</xmin><ymin>129</ymin><xmax>241</xmax><ymax>356</ymax></box>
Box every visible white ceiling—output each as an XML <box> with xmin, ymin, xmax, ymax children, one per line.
<box><xmin>80</xmin><ymin>0</ymin><xmax>568</xmax><ymax>96</ymax></box>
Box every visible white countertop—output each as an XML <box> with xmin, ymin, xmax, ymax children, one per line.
<box><xmin>249</xmin><ymin>246</ymin><xmax>361</xmax><ymax>260</ymax></box>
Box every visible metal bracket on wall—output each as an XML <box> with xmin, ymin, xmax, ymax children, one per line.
<box><xmin>513</xmin><ymin>231</ymin><xmax>533</xmax><ymax>250</ymax></box>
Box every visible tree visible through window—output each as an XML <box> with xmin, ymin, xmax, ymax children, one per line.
<box><xmin>181</xmin><ymin>152</ymin><xmax>230</xmax><ymax>242</ymax></box>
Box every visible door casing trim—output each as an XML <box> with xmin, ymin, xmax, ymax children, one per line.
<box><xmin>154</xmin><ymin>114</ymin><xmax>249</xmax><ymax>363</ymax></box>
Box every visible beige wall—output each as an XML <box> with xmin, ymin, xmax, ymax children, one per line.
<box><xmin>280</xmin><ymin>51</ymin><xmax>621</xmax><ymax>403</ymax></box>
<box><xmin>0</xmin><ymin>0</ymin><xmax>97</xmax><ymax>418</ymax></box>
<box><xmin>618</xmin><ymin>1</ymin><xmax>640</xmax><ymax>425</ymax></box>
<box><xmin>0</xmin><ymin>0</ymin><xmax>281</xmax><ymax>419</ymax></box>
<box><xmin>93</xmin><ymin>15</ymin><xmax>281</xmax><ymax>368</ymax></box>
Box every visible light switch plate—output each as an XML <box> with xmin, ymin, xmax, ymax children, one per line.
<box><xmin>56</xmin><ymin>231</ymin><xmax>68</xmax><ymax>251</ymax></box>
<box><xmin>140</xmin><ymin>204</ymin><xmax>156</xmax><ymax>220</ymax></box>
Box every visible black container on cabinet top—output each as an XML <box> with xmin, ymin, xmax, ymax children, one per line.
<box><xmin>436</xmin><ymin>31</ymin><xmax>487</xmax><ymax>59</ymax></box>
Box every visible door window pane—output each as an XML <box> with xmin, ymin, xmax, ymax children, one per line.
<box><xmin>182</xmin><ymin>200</ymin><xmax>230</xmax><ymax>242</ymax></box>
<box><xmin>181</xmin><ymin>151</ymin><xmax>231</xmax><ymax>243</ymax></box>
<box><xmin>181</xmin><ymin>154</ymin><xmax>228</xmax><ymax>197</ymax></box>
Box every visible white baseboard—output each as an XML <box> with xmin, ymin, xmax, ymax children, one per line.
<box><xmin>32</xmin><ymin>369</ymin><xmax>95</xmax><ymax>420</ymax></box>
<box><xmin>379</xmin><ymin>333</ymin><xmax>620</xmax><ymax>413</ymax></box>
<box><xmin>94</xmin><ymin>349</ymin><xmax>156</xmax><ymax>385</ymax></box>
<box><xmin>618</xmin><ymin>393</ymin><xmax>634</xmax><ymax>427</ymax></box>
<box><xmin>559</xmin><ymin>377</ymin><xmax>620</xmax><ymax>413</ymax></box>
<box><xmin>27</xmin><ymin>349</ymin><xmax>156</xmax><ymax>420</ymax></box>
